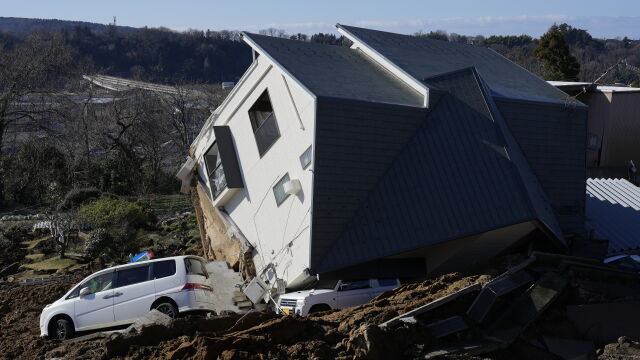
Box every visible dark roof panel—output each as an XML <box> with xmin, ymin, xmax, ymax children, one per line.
<box><xmin>243</xmin><ymin>32</ymin><xmax>424</xmax><ymax>107</ymax></box>
<box><xmin>338</xmin><ymin>25</ymin><xmax>580</xmax><ymax>105</ymax></box>
<box><xmin>311</xmin><ymin>100</ymin><xmax>429</xmax><ymax>269</ymax></box>
<box><xmin>313</xmin><ymin>68</ymin><xmax>564</xmax><ymax>274</ymax></box>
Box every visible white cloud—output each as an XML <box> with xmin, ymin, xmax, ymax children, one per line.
<box><xmin>172</xmin><ymin>15</ymin><xmax>640</xmax><ymax>38</ymax></box>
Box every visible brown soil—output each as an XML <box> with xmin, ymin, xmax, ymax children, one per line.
<box><xmin>599</xmin><ymin>337</ymin><xmax>640</xmax><ymax>359</ymax></box>
<box><xmin>58</xmin><ymin>272</ymin><xmax>491</xmax><ymax>360</ymax></box>
<box><xmin>0</xmin><ymin>269</ymin><xmax>93</xmax><ymax>360</ymax></box>
<box><xmin>2</xmin><ymin>252</ymin><xmax>638</xmax><ymax>360</ymax></box>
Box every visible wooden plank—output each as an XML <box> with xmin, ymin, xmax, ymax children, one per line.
<box><xmin>380</xmin><ymin>283</ymin><xmax>480</xmax><ymax>329</ymax></box>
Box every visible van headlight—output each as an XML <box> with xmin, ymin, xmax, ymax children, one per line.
<box><xmin>296</xmin><ymin>299</ymin><xmax>305</xmax><ymax>308</ymax></box>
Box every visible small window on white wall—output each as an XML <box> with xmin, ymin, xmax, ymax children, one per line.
<box><xmin>273</xmin><ymin>173</ymin><xmax>291</xmax><ymax>206</ymax></box>
<box><xmin>299</xmin><ymin>146</ymin><xmax>312</xmax><ymax>169</ymax></box>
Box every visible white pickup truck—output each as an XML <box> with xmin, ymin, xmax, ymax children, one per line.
<box><xmin>277</xmin><ymin>278</ymin><xmax>400</xmax><ymax>316</ymax></box>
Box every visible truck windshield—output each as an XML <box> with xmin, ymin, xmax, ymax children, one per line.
<box><xmin>184</xmin><ymin>258</ymin><xmax>208</xmax><ymax>278</ymax></box>
<box><xmin>315</xmin><ymin>279</ymin><xmax>339</xmax><ymax>289</ymax></box>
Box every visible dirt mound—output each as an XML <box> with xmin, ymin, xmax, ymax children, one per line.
<box><xmin>599</xmin><ymin>337</ymin><xmax>640</xmax><ymax>359</ymax></box>
<box><xmin>5</xmin><ymin>252</ymin><xmax>639</xmax><ymax>360</ymax></box>
<box><xmin>60</xmin><ymin>272</ymin><xmax>491</xmax><ymax>360</ymax></box>
<box><xmin>0</xmin><ymin>269</ymin><xmax>91</xmax><ymax>360</ymax></box>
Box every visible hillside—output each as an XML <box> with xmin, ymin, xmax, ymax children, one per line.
<box><xmin>1</xmin><ymin>18</ymin><xmax>638</xmax><ymax>87</ymax></box>
<box><xmin>0</xmin><ymin>17</ymin><xmax>137</xmax><ymax>35</ymax></box>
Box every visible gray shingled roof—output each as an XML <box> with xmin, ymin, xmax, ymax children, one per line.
<box><xmin>586</xmin><ymin>178</ymin><xmax>640</xmax><ymax>254</ymax></box>
<box><xmin>242</xmin><ymin>32</ymin><xmax>424</xmax><ymax>107</ymax></box>
<box><xmin>313</xmin><ymin>68</ymin><xmax>565</xmax><ymax>273</ymax></box>
<box><xmin>338</xmin><ymin>24</ymin><xmax>580</xmax><ymax>105</ymax></box>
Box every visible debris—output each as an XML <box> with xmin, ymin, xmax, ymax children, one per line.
<box><xmin>466</xmin><ymin>270</ymin><xmax>535</xmax><ymax>324</ymax></box>
<box><xmin>543</xmin><ymin>336</ymin><xmax>596</xmax><ymax>360</ymax></box>
<box><xmin>3</xmin><ymin>252</ymin><xmax>640</xmax><ymax>360</ymax></box>
<box><xmin>486</xmin><ymin>272</ymin><xmax>569</xmax><ymax>344</ymax></box>
<box><xmin>380</xmin><ymin>283</ymin><xmax>481</xmax><ymax>329</ymax></box>
<box><xmin>124</xmin><ymin>309</ymin><xmax>172</xmax><ymax>334</ymax></box>
<box><xmin>129</xmin><ymin>250</ymin><xmax>155</xmax><ymax>263</ymax></box>
<box><xmin>566</xmin><ymin>301</ymin><xmax>640</xmax><ymax>344</ymax></box>
<box><xmin>426</xmin><ymin>315</ymin><xmax>469</xmax><ymax>338</ymax></box>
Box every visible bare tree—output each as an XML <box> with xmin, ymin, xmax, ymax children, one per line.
<box><xmin>0</xmin><ymin>33</ymin><xmax>75</xmax><ymax>200</ymax></box>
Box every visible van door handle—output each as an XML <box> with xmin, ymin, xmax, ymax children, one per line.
<box><xmin>114</xmin><ymin>292</ymin><xmax>123</xmax><ymax>297</ymax></box>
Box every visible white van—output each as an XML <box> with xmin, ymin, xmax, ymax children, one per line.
<box><xmin>40</xmin><ymin>255</ymin><xmax>215</xmax><ymax>340</ymax></box>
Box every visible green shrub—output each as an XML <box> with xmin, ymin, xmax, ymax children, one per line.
<box><xmin>77</xmin><ymin>198</ymin><xmax>156</xmax><ymax>230</ymax></box>
<box><xmin>84</xmin><ymin>228</ymin><xmax>112</xmax><ymax>258</ymax></box>
<box><xmin>59</xmin><ymin>187</ymin><xmax>102</xmax><ymax>211</ymax></box>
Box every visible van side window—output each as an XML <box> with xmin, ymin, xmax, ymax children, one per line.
<box><xmin>153</xmin><ymin>260</ymin><xmax>176</xmax><ymax>279</ymax></box>
<box><xmin>67</xmin><ymin>272</ymin><xmax>114</xmax><ymax>299</ymax></box>
<box><xmin>184</xmin><ymin>258</ymin><xmax>209</xmax><ymax>278</ymax></box>
<box><xmin>116</xmin><ymin>265</ymin><xmax>150</xmax><ymax>287</ymax></box>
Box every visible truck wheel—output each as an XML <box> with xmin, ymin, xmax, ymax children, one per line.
<box><xmin>308</xmin><ymin>304</ymin><xmax>331</xmax><ymax>314</ymax></box>
<box><xmin>53</xmin><ymin>318</ymin><xmax>75</xmax><ymax>340</ymax></box>
<box><xmin>155</xmin><ymin>302</ymin><xmax>178</xmax><ymax>318</ymax></box>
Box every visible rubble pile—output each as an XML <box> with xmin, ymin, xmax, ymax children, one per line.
<box><xmin>1</xmin><ymin>252</ymin><xmax>640</xmax><ymax>360</ymax></box>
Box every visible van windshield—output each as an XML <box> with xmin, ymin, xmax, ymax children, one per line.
<box><xmin>184</xmin><ymin>258</ymin><xmax>208</xmax><ymax>278</ymax></box>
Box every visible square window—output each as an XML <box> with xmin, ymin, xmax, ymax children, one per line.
<box><xmin>273</xmin><ymin>173</ymin><xmax>291</xmax><ymax>206</ymax></box>
<box><xmin>299</xmin><ymin>146</ymin><xmax>312</xmax><ymax>169</ymax></box>
<box><xmin>249</xmin><ymin>90</ymin><xmax>280</xmax><ymax>156</ymax></box>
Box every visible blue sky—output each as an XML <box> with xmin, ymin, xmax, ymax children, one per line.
<box><xmin>3</xmin><ymin>0</ymin><xmax>640</xmax><ymax>38</ymax></box>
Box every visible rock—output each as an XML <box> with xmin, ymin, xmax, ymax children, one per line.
<box><xmin>124</xmin><ymin>309</ymin><xmax>172</xmax><ymax>334</ymax></box>
<box><xmin>346</xmin><ymin>324</ymin><xmax>387</xmax><ymax>360</ymax></box>
<box><xmin>618</xmin><ymin>336</ymin><xmax>628</xmax><ymax>345</ymax></box>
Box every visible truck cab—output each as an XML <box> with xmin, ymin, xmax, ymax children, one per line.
<box><xmin>277</xmin><ymin>278</ymin><xmax>400</xmax><ymax>316</ymax></box>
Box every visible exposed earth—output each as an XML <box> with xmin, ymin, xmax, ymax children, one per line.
<box><xmin>2</xmin><ymin>251</ymin><xmax>639</xmax><ymax>360</ymax></box>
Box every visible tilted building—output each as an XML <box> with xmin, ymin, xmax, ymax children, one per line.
<box><xmin>180</xmin><ymin>25</ymin><xmax>587</xmax><ymax>289</ymax></box>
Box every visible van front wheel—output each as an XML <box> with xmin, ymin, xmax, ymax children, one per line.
<box><xmin>53</xmin><ymin>318</ymin><xmax>74</xmax><ymax>340</ymax></box>
<box><xmin>155</xmin><ymin>302</ymin><xmax>178</xmax><ymax>318</ymax></box>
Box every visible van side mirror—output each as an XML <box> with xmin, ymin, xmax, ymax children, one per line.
<box><xmin>79</xmin><ymin>287</ymin><xmax>92</xmax><ymax>297</ymax></box>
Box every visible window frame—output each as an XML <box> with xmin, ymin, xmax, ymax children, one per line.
<box><xmin>299</xmin><ymin>146</ymin><xmax>312</xmax><ymax>169</ymax></box>
<box><xmin>204</xmin><ymin>141</ymin><xmax>227</xmax><ymax>198</ymax></box>
<box><xmin>338</xmin><ymin>279</ymin><xmax>372</xmax><ymax>292</ymax></box>
<box><xmin>66</xmin><ymin>271</ymin><xmax>115</xmax><ymax>299</ymax></box>
<box><xmin>114</xmin><ymin>264</ymin><xmax>152</xmax><ymax>288</ymax></box>
<box><xmin>273</xmin><ymin>173</ymin><xmax>291</xmax><ymax>207</ymax></box>
<box><xmin>184</xmin><ymin>258</ymin><xmax>209</xmax><ymax>279</ymax></box>
<box><xmin>248</xmin><ymin>90</ymin><xmax>280</xmax><ymax>157</ymax></box>
<box><xmin>152</xmin><ymin>259</ymin><xmax>177</xmax><ymax>280</ymax></box>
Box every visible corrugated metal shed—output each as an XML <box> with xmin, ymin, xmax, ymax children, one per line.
<box><xmin>586</xmin><ymin>178</ymin><xmax>640</xmax><ymax>254</ymax></box>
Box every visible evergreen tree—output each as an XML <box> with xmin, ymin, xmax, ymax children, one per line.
<box><xmin>534</xmin><ymin>25</ymin><xmax>581</xmax><ymax>80</ymax></box>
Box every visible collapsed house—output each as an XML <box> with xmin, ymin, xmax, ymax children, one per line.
<box><xmin>179</xmin><ymin>24</ymin><xmax>588</xmax><ymax>290</ymax></box>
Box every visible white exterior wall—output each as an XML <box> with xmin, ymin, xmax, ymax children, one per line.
<box><xmin>193</xmin><ymin>54</ymin><xmax>316</xmax><ymax>286</ymax></box>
